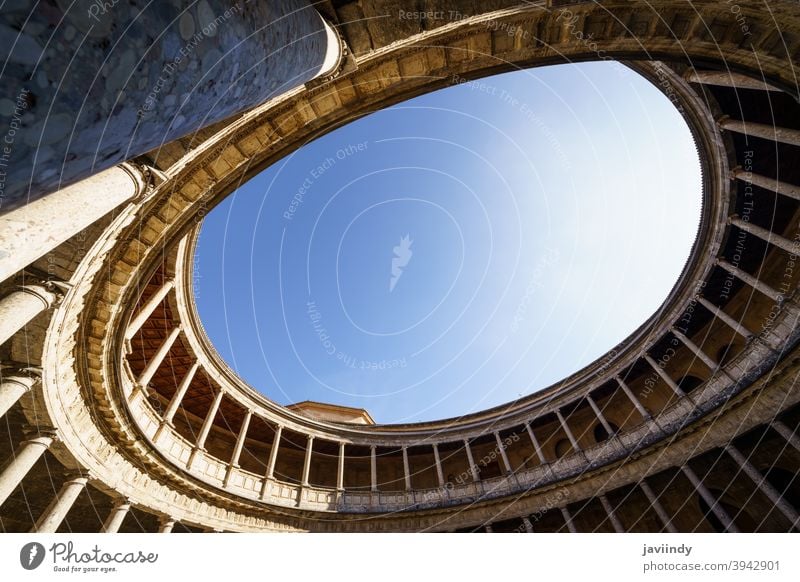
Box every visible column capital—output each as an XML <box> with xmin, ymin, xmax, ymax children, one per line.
<box><xmin>119</xmin><ymin>161</ymin><xmax>159</xmax><ymax>203</ymax></box>
<box><xmin>21</xmin><ymin>426</ymin><xmax>58</xmax><ymax>443</ymax></box>
<box><xmin>111</xmin><ymin>497</ymin><xmax>133</xmax><ymax>508</ymax></box>
<box><xmin>61</xmin><ymin>467</ymin><xmax>94</xmax><ymax>482</ymax></box>
<box><xmin>0</xmin><ymin>372</ymin><xmax>39</xmax><ymax>390</ymax></box>
<box><xmin>16</xmin><ymin>283</ymin><xmax>63</xmax><ymax>309</ymax></box>
<box><xmin>62</xmin><ymin>473</ymin><xmax>90</xmax><ymax>486</ymax></box>
<box><xmin>7</xmin><ymin>364</ymin><xmax>43</xmax><ymax>377</ymax></box>
<box><xmin>303</xmin><ymin>17</ymin><xmax>350</xmax><ymax>86</ymax></box>
<box><xmin>157</xmin><ymin>515</ymin><xmax>177</xmax><ymax>533</ymax></box>
<box><xmin>669</xmin><ymin>326</ymin><xmax>688</xmax><ymax>338</ymax></box>
<box><xmin>41</xmin><ymin>278</ymin><xmax>72</xmax><ymax>294</ymax></box>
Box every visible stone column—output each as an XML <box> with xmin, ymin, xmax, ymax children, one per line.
<box><xmin>586</xmin><ymin>395</ymin><xmax>615</xmax><ymax>437</ymax></box>
<box><xmin>681</xmin><ymin>465</ymin><xmax>740</xmax><ymax>532</ymax></box>
<box><xmin>730</xmin><ymin>216</ymin><xmax>800</xmax><ymax>255</ymax></box>
<box><xmin>494</xmin><ymin>432</ymin><xmax>513</xmax><ymax>474</ymax></box>
<box><xmin>560</xmin><ymin>506</ymin><xmax>577</xmax><ymax>533</ymax></box>
<box><xmin>639</xmin><ymin>480</ymin><xmax>677</xmax><ymax>533</ymax></box>
<box><xmin>0</xmin><ymin>430</ymin><xmax>56</xmax><ymax>506</ymax></box>
<box><xmin>644</xmin><ymin>354</ymin><xmax>686</xmax><ymax>398</ymax></box>
<box><xmin>301</xmin><ymin>435</ymin><xmax>314</xmax><ymax>487</ymax></box>
<box><xmin>261</xmin><ymin>425</ymin><xmax>282</xmax><ymax>499</ymax></box>
<box><xmin>0</xmin><ymin>167</ymin><xmax>141</xmax><ymax>284</ymax></box>
<box><xmin>683</xmin><ymin>70</ymin><xmax>782</xmax><ymax>91</ymax></box>
<box><xmin>432</xmin><ymin>444</ymin><xmax>445</xmax><ymax>487</ymax></box>
<box><xmin>696</xmin><ymin>296</ymin><xmax>752</xmax><ymax>339</ymax></box>
<box><xmin>732</xmin><ymin>168</ymin><xmax>800</xmax><ymax>202</ymax></box>
<box><xmin>188</xmin><ymin>389</ymin><xmax>224</xmax><ymax>468</ymax></box>
<box><xmin>402</xmin><ymin>446</ymin><xmax>412</xmax><ymax>490</ymax></box>
<box><xmin>716</xmin><ymin>259</ymin><xmax>783</xmax><ymax>302</ymax></box>
<box><xmin>32</xmin><ymin>475</ymin><xmax>89</xmax><ymax>533</ymax></box>
<box><xmin>671</xmin><ymin>328</ymin><xmax>720</xmax><ymax>372</ymax></box>
<box><xmin>136</xmin><ymin>325</ymin><xmax>182</xmax><ymax>392</ymax></box>
<box><xmin>224</xmin><ymin>409</ymin><xmax>252</xmax><ymax>486</ymax></box>
<box><xmin>615</xmin><ymin>376</ymin><xmax>652</xmax><ymax>420</ymax></box>
<box><xmin>718</xmin><ymin>117</ymin><xmax>800</xmax><ymax>147</ymax></box>
<box><xmin>266</xmin><ymin>426</ymin><xmax>282</xmax><ymax>479</ymax></box>
<box><xmin>0</xmin><ymin>2</ymin><xmax>343</xmax><ymax>208</ymax></box>
<box><xmin>463</xmin><ymin>440</ymin><xmax>480</xmax><ymax>482</ymax></box>
<box><xmin>0</xmin><ymin>373</ymin><xmax>37</xmax><ymax>419</ymax></box>
<box><xmin>599</xmin><ymin>495</ymin><xmax>624</xmax><ymax>533</ymax></box>
<box><xmin>229</xmin><ymin>410</ymin><xmax>252</xmax><ymax>468</ymax></box>
<box><xmin>0</xmin><ymin>285</ymin><xmax>60</xmax><ymax>345</ymax></box>
<box><xmin>772</xmin><ymin>420</ymin><xmax>800</xmax><ymax>452</ymax></box>
<box><xmin>370</xmin><ymin>446</ymin><xmax>378</xmax><ymax>492</ymax></box>
<box><xmin>337</xmin><ymin>442</ymin><xmax>345</xmax><ymax>491</ymax></box>
<box><xmin>158</xmin><ymin>517</ymin><xmax>176</xmax><ymax>533</ymax></box>
<box><xmin>726</xmin><ymin>445</ymin><xmax>799</xmax><ymax>528</ymax></box>
<box><xmin>195</xmin><ymin>391</ymin><xmax>223</xmax><ymax>450</ymax></box>
<box><xmin>155</xmin><ymin>361</ymin><xmax>199</xmax><ymax>440</ymax></box>
<box><xmin>125</xmin><ymin>279</ymin><xmax>176</xmax><ymax>340</ymax></box>
<box><xmin>555</xmin><ymin>410</ymin><xmax>581</xmax><ymax>452</ymax></box>
<box><xmin>525</xmin><ymin>422</ymin><xmax>548</xmax><ymax>464</ymax></box>
<box><xmin>102</xmin><ymin>500</ymin><xmax>131</xmax><ymax>533</ymax></box>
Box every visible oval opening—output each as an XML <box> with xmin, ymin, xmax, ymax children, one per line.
<box><xmin>195</xmin><ymin>61</ymin><xmax>702</xmax><ymax>423</ymax></box>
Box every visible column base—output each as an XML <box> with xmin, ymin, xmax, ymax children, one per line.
<box><xmin>128</xmin><ymin>383</ymin><xmax>149</xmax><ymax>406</ymax></box>
<box><xmin>222</xmin><ymin>464</ymin><xmax>240</xmax><ymax>487</ymax></box>
<box><xmin>186</xmin><ymin>446</ymin><xmax>206</xmax><ymax>470</ymax></box>
<box><xmin>260</xmin><ymin>477</ymin><xmax>275</xmax><ymax>501</ymax></box>
<box><xmin>152</xmin><ymin>420</ymin><xmax>174</xmax><ymax>444</ymax></box>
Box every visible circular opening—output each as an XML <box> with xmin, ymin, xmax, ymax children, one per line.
<box><xmin>194</xmin><ymin>61</ymin><xmax>702</xmax><ymax>423</ymax></box>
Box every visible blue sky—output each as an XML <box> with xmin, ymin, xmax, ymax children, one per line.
<box><xmin>194</xmin><ymin>61</ymin><xmax>701</xmax><ymax>424</ymax></box>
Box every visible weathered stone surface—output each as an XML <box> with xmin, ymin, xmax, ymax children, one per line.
<box><xmin>0</xmin><ymin>0</ymin><xmax>337</xmax><ymax>211</ymax></box>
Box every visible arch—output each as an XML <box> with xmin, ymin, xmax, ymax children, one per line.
<box><xmin>594</xmin><ymin>422</ymin><xmax>620</xmax><ymax>443</ymax></box>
